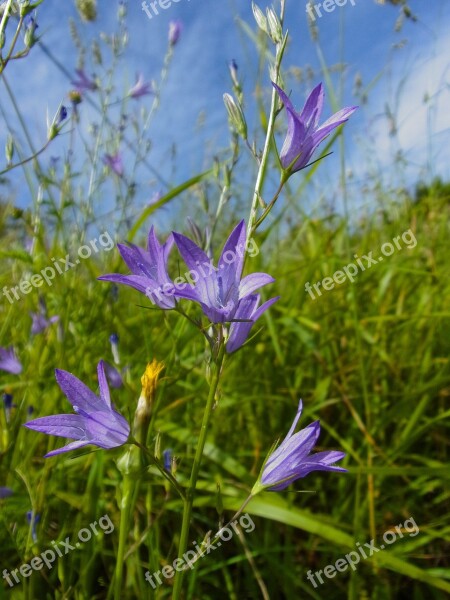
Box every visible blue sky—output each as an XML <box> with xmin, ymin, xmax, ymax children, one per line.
<box><xmin>1</xmin><ymin>0</ymin><xmax>449</xmax><ymax>228</ymax></box>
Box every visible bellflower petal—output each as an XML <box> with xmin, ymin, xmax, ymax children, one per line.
<box><xmin>104</xmin><ymin>362</ymin><xmax>123</xmax><ymax>388</ymax></box>
<box><xmin>273</xmin><ymin>82</ymin><xmax>357</xmax><ymax>174</ymax></box>
<box><xmin>217</xmin><ymin>220</ymin><xmax>246</xmax><ymax>287</ymax></box>
<box><xmin>226</xmin><ymin>294</ymin><xmax>279</xmax><ymax>353</ymax></box>
<box><xmin>239</xmin><ymin>273</ymin><xmax>275</xmax><ymax>299</ymax></box>
<box><xmin>253</xmin><ymin>400</ymin><xmax>346</xmax><ymax>492</ymax></box>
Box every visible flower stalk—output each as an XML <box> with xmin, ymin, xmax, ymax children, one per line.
<box><xmin>172</xmin><ymin>343</ymin><xmax>226</xmax><ymax>599</ymax></box>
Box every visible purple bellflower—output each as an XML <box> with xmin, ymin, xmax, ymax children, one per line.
<box><xmin>71</xmin><ymin>69</ymin><xmax>97</xmax><ymax>93</ymax></box>
<box><xmin>0</xmin><ymin>347</ymin><xmax>22</xmax><ymax>374</ymax></box>
<box><xmin>24</xmin><ymin>361</ymin><xmax>130</xmax><ymax>457</ymax></box>
<box><xmin>272</xmin><ymin>82</ymin><xmax>357</xmax><ymax>174</ymax></box>
<box><xmin>103</xmin><ymin>152</ymin><xmax>124</xmax><ymax>177</ymax></box>
<box><xmin>252</xmin><ymin>400</ymin><xmax>346</xmax><ymax>493</ymax></box>
<box><xmin>30</xmin><ymin>312</ymin><xmax>59</xmax><ymax>335</ymax></box>
<box><xmin>172</xmin><ymin>220</ymin><xmax>278</xmax><ymax>352</ymax></box>
<box><xmin>98</xmin><ymin>226</ymin><xmax>176</xmax><ymax>310</ymax></box>
<box><xmin>128</xmin><ymin>73</ymin><xmax>153</xmax><ymax>99</ymax></box>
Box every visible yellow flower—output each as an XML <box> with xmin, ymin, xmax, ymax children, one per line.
<box><xmin>133</xmin><ymin>360</ymin><xmax>164</xmax><ymax>442</ymax></box>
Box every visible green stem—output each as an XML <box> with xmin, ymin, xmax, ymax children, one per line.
<box><xmin>246</xmin><ymin>0</ymin><xmax>287</xmax><ymax>241</ymax></box>
<box><xmin>183</xmin><ymin>494</ymin><xmax>255</xmax><ymax>569</ymax></box>
<box><xmin>114</xmin><ymin>474</ymin><xmax>136</xmax><ymax>600</ymax></box>
<box><xmin>172</xmin><ymin>344</ymin><xmax>226</xmax><ymax>599</ymax></box>
<box><xmin>251</xmin><ymin>174</ymin><xmax>287</xmax><ymax>233</ymax></box>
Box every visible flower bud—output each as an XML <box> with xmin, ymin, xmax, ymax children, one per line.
<box><xmin>168</xmin><ymin>20</ymin><xmax>182</xmax><ymax>46</ymax></box>
<box><xmin>68</xmin><ymin>90</ymin><xmax>82</xmax><ymax>105</ymax></box>
<box><xmin>252</xmin><ymin>2</ymin><xmax>268</xmax><ymax>34</ymax></box>
<box><xmin>133</xmin><ymin>360</ymin><xmax>164</xmax><ymax>444</ymax></box>
<box><xmin>266</xmin><ymin>7</ymin><xmax>282</xmax><ymax>44</ymax></box>
<box><xmin>24</xmin><ymin>16</ymin><xmax>38</xmax><ymax>48</ymax></box>
<box><xmin>223</xmin><ymin>93</ymin><xmax>247</xmax><ymax>140</ymax></box>
<box><xmin>5</xmin><ymin>135</ymin><xmax>14</xmax><ymax>165</ymax></box>
<box><xmin>75</xmin><ymin>0</ymin><xmax>97</xmax><ymax>22</ymax></box>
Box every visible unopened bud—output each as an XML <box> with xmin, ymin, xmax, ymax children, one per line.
<box><xmin>68</xmin><ymin>90</ymin><xmax>82</xmax><ymax>105</ymax></box>
<box><xmin>24</xmin><ymin>16</ymin><xmax>38</xmax><ymax>48</ymax></box>
<box><xmin>5</xmin><ymin>135</ymin><xmax>14</xmax><ymax>165</ymax></box>
<box><xmin>133</xmin><ymin>360</ymin><xmax>164</xmax><ymax>443</ymax></box>
<box><xmin>75</xmin><ymin>0</ymin><xmax>97</xmax><ymax>22</ymax></box>
<box><xmin>266</xmin><ymin>7</ymin><xmax>282</xmax><ymax>43</ymax></box>
<box><xmin>223</xmin><ymin>93</ymin><xmax>247</xmax><ymax>140</ymax></box>
<box><xmin>252</xmin><ymin>2</ymin><xmax>268</xmax><ymax>34</ymax></box>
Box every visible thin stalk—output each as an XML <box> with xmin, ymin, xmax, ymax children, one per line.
<box><xmin>172</xmin><ymin>344</ymin><xmax>226</xmax><ymax>599</ymax></box>
<box><xmin>114</xmin><ymin>474</ymin><xmax>136</xmax><ymax>600</ymax></box>
<box><xmin>246</xmin><ymin>0</ymin><xmax>287</xmax><ymax>241</ymax></box>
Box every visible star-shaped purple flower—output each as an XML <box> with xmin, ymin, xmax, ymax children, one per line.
<box><xmin>253</xmin><ymin>400</ymin><xmax>346</xmax><ymax>492</ymax></box>
<box><xmin>71</xmin><ymin>68</ymin><xmax>97</xmax><ymax>93</ymax></box>
<box><xmin>172</xmin><ymin>220</ymin><xmax>276</xmax><ymax>328</ymax></box>
<box><xmin>273</xmin><ymin>82</ymin><xmax>357</xmax><ymax>174</ymax></box>
<box><xmin>103</xmin><ymin>152</ymin><xmax>124</xmax><ymax>177</ymax></box>
<box><xmin>98</xmin><ymin>226</ymin><xmax>176</xmax><ymax>309</ymax></box>
<box><xmin>24</xmin><ymin>361</ymin><xmax>130</xmax><ymax>457</ymax></box>
<box><xmin>30</xmin><ymin>312</ymin><xmax>59</xmax><ymax>335</ymax></box>
<box><xmin>0</xmin><ymin>347</ymin><xmax>22</xmax><ymax>374</ymax></box>
<box><xmin>128</xmin><ymin>73</ymin><xmax>153</xmax><ymax>99</ymax></box>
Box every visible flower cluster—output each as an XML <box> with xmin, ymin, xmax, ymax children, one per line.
<box><xmin>99</xmin><ymin>220</ymin><xmax>279</xmax><ymax>354</ymax></box>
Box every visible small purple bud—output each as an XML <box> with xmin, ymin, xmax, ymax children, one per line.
<box><xmin>109</xmin><ymin>334</ymin><xmax>120</xmax><ymax>364</ymax></box>
<box><xmin>26</xmin><ymin>510</ymin><xmax>41</xmax><ymax>543</ymax></box>
<box><xmin>163</xmin><ymin>449</ymin><xmax>172</xmax><ymax>472</ymax></box>
<box><xmin>168</xmin><ymin>20</ymin><xmax>182</xmax><ymax>46</ymax></box>
<box><xmin>3</xmin><ymin>393</ymin><xmax>13</xmax><ymax>410</ymax></box>
<box><xmin>57</xmin><ymin>105</ymin><xmax>68</xmax><ymax>124</ymax></box>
